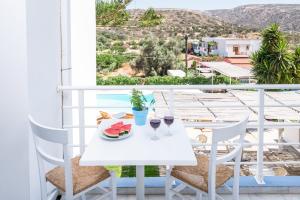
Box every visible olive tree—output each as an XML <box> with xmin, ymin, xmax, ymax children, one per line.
<box><xmin>134</xmin><ymin>37</ymin><xmax>182</xmax><ymax>76</ymax></box>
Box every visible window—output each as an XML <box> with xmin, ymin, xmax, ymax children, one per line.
<box><xmin>233</xmin><ymin>46</ymin><xmax>239</xmax><ymax>55</ymax></box>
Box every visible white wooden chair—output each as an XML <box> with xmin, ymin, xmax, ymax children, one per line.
<box><xmin>165</xmin><ymin>115</ymin><xmax>249</xmax><ymax>200</ymax></box>
<box><xmin>29</xmin><ymin>116</ymin><xmax>117</xmax><ymax>200</ymax></box>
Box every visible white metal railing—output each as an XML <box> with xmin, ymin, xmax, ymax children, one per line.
<box><xmin>57</xmin><ymin>84</ymin><xmax>300</xmax><ymax>184</ymax></box>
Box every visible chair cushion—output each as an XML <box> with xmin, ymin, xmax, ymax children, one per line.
<box><xmin>171</xmin><ymin>154</ymin><xmax>233</xmax><ymax>192</ymax></box>
<box><xmin>46</xmin><ymin>156</ymin><xmax>110</xmax><ymax>195</ymax></box>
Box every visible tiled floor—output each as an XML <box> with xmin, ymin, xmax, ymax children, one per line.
<box><xmin>99</xmin><ymin>194</ymin><xmax>300</xmax><ymax>200</ymax></box>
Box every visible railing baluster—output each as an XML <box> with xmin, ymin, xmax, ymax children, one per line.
<box><xmin>78</xmin><ymin>90</ymin><xmax>85</xmax><ymax>155</ymax></box>
<box><xmin>256</xmin><ymin>89</ymin><xmax>265</xmax><ymax>184</ymax></box>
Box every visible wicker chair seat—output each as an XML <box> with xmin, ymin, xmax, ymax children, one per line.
<box><xmin>171</xmin><ymin>154</ymin><xmax>233</xmax><ymax>192</ymax></box>
<box><xmin>46</xmin><ymin>156</ymin><xmax>110</xmax><ymax>195</ymax></box>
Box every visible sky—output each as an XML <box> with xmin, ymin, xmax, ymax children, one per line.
<box><xmin>128</xmin><ymin>0</ymin><xmax>300</xmax><ymax>10</ymax></box>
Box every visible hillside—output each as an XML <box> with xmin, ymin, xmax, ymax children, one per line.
<box><xmin>97</xmin><ymin>9</ymin><xmax>257</xmax><ymax>40</ymax></box>
<box><xmin>206</xmin><ymin>4</ymin><xmax>300</xmax><ymax>32</ymax></box>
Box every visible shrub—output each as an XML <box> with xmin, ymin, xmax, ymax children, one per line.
<box><xmin>97</xmin><ymin>76</ymin><xmax>141</xmax><ymax>85</ymax></box>
<box><xmin>144</xmin><ymin>76</ymin><xmax>184</xmax><ymax>85</ymax></box>
<box><xmin>96</xmin><ymin>54</ymin><xmax>133</xmax><ymax>72</ymax></box>
<box><xmin>96</xmin><ymin>75</ymin><xmax>238</xmax><ymax>85</ymax></box>
<box><xmin>139</xmin><ymin>8</ymin><xmax>164</xmax><ymax>27</ymax></box>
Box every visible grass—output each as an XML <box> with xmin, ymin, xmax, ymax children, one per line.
<box><xmin>105</xmin><ymin>166</ymin><xmax>160</xmax><ymax>177</ymax></box>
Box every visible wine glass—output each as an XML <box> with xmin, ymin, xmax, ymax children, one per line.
<box><xmin>163</xmin><ymin>116</ymin><xmax>174</xmax><ymax>136</ymax></box>
<box><xmin>150</xmin><ymin>118</ymin><xmax>161</xmax><ymax>140</ymax></box>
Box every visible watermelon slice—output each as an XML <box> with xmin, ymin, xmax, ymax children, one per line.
<box><xmin>104</xmin><ymin>128</ymin><xmax>120</xmax><ymax>138</ymax></box>
<box><xmin>111</xmin><ymin>122</ymin><xmax>124</xmax><ymax>129</ymax></box>
<box><xmin>120</xmin><ymin>124</ymin><xmax>132</xmax><ymax>133</ymax></box>
<box><xmin>103</xmin><ymin>122</ymin><xmax>132</xmax><ymax>138</ymax></box>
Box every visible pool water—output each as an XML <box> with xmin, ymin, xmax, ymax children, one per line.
<box><xmin>96</xmin><ymin>93</ymin><xmax>154</xmax><ymax>113</ymax></box>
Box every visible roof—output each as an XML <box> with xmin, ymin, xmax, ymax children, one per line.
<box><xmin>203</xmin><ymin>37</ymin><xmax>261</xmax><ymax>41</ymax></box>
<box><xmin>224</xmin><ymin>58</ymin><xmax>254</xmax><ymax>69</ymax></box>
<box><xmin>200</xmin><ymin>61</ymin><xmax>253</xmax><ymax>79</ymax></box>
<box><xmin>224</xmin><ymin>58</ymin><xmax>252</xmax><ymax>64</ymax></box>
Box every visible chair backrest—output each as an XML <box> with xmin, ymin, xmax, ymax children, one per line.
<box><xmin>208</xmin><ymin>115</ymin><xmax>249</xmax><ymax>200</ymax></box>
<box><xmin>29</xmin><ymin>116</ymin><xmax>73</xmax><ymax>200</ymax></box>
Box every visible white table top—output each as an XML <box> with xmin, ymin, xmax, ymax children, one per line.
<box><xmin>80</xmin><ymin>119</ymin><xmax>197</xmax><ymax>166</ymax></box>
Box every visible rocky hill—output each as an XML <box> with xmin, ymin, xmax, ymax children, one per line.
<box><xmin>97</xmin><ymin>9</ymin><xmax>257</xmax><ymax>40</ymax></box>
<box><xmin>206</xmin><ymin>4</ymin><xmax>300</xmax><ymax>32</ymax></box>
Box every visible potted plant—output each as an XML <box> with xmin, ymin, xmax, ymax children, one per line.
<box><xmin>130</xmin><ymin>89</ymin><xmax>148</xmax><ymax>126</ymax></box>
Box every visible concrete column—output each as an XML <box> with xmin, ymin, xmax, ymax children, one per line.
<box><xmin>0</xmin><ymin>0</ymin><xmax>30</xmax><ymax>199</ymax></box>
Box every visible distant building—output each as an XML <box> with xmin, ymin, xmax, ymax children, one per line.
<box><xmin>201</xmin><ymin>37</ymin><xmax>261</xmax><ymax>58</ymax></box>
<box><xmin>167</xmin><ymin>70</ymin><xmax>186</xmax><ymax>78</ymax></box>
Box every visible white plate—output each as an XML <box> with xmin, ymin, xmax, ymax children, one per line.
<box><xmin>112</xmin><ymin>112</ymin><xmax>127</xmax><ymax>119</ymax></box>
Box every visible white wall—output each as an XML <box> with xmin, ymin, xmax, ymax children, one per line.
<box><xmin>0</xmin><ymin>0</ymin><xmax>97</xmax><ymax>198</ymax></box>
<box><xmin>0</xmin><ymin>0</ymin><xmax>30</xmax><ymax>199</ymax></box>
<box><xmin>26</xmin><ymin>0</ymin><xmax>63</xmax><ymax>199</ymax></box>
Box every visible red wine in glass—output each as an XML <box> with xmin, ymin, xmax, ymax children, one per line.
<box><xmin>150</xmin><ymin>119</ymin><xmax>161</xmax><ymax>140</ymax></box>
<box><xmin>164</xmin><ymin>116</ymin><xmax>174</xmax><ymax>136</ymax></box>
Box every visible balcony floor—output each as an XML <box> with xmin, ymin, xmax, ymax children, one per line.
<box><xmin>94</xmin><ymin>194</ymin><xmax>300</xmax><ymax>200</ymax></box>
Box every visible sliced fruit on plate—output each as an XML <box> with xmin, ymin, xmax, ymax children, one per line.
<box><xmin>111</xmin><ymin>121</ymin><xmax>124</xmax><ymax>129</ymax></box>
<box><xmin>103</xmin><ymin>128</ymin><xmax>120</xmax><ymax>138</ymax></box>
<box><xmin>103</xmin><ymin>122</ymin><xmax>132</xmax><ymax>138</ymax></box>
<box><xmin>120</xmin><ymin>124</ymin><xmax>132</xmax><ymax>133</ymax></box>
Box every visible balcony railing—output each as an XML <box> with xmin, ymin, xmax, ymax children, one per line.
<box><xmin>57</xmin><ymin>84</ymin><xmax>300</xmax><ymax>185</ymax></box>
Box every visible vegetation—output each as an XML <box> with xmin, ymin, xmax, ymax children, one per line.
<box><xmin>121</xmin><ymin>166</ymin><xmax>160</xmax><ymax>177</ymax></box>
<box><xmin>130</xmin><ymin>89</ymin><xmax>147</xmax><ymax>111</ymax></box>
<box><xmin>293</xmin><ymin>47</ymin><xmax>300</xmax><ymax>83</ymax></box>
<box><xmin>134</xmin><ymin>37</ymin><xmax>183</xmax><ymax>76</ymax></box>
<box><xmin>96</xmin><ymin>0</ymin><xmax>132</xmax><ymax>26</ymax></box>
<box><xmin>106</xmin><ymin>166</ymin><xmax>159</xmax><ymax>177</ymax></box>
<box><xmin>252</xmin><ymin>24</ymin><xmax>300</xmax><ymax>84</ymax></box>
<box><xmin>207</xmin><ymin>41</ymin><xmax>217</xmax><ymax>55</ymax></box>
<box><xmin>139</xmin><ymin>8</ymin><xmax>164</xmax><ymax>27</ymax></box>
<box><xmin>96</xmin><ymin>75</ymin><xmax>239</xmax><ymax>85</ymax></box>
<box><xmin>98</xmin><ymin>9</ymin><xmax>255</xmax><ymax>40</ymax></box>
<box><xmin>97</xmin><ymin>31</ymin><xmax>127</xmax><ymax>51</ymax></box>
<box><xmin>96</xmin><ymin>54</ymin><xmax>133</xmax><ymax>72</ymax></box>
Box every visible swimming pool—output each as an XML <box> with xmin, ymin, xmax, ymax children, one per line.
<box><xmin>96</xmin><ymin>93</ymin><xmax>154</xmax><ymax>113</ymax></box>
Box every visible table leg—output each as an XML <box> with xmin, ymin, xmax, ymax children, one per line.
<box><xmin>136</xmin><ymin>165</ymin><xmax>145</xmax><ymax>200</ymax></box>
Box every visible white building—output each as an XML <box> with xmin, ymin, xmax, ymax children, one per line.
<box><xmin>202</xmin><ymin>37</ymin><xmax>261</xmax><ymax>57</ymax></box>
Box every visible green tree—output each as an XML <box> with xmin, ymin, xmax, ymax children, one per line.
<box><xmin>251</xmin><ymin>24</ymin><xmax>297</xmax><ymax>84</ymax></box>
<box><xmin>96</xmin><ymin>0</ymin><xmax>132</xmax><ymax>26</ymax></box>
<box><xmin>293</xmin><ymin>47</ymin><xmax>300</xmax><ymax>83</ymax></box>
<box><xmin>139</xmin><ymin>8</ymin><xmax>164</xmax><ymax>27</ymax></box>
<box><xmin>134</xmin><ymin>37</ymin><xmax>182</xmax><ymax>76</ymax></box>
<box><xmin>207</xmin><ymin>41</ymin><xmax>217</xmax><ymax>55</ymax></box>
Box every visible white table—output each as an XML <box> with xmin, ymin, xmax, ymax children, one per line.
<box><xmin>80</xmin><ymin>119</ymin><xmax>197</xmax><ymax>200</ymax></box>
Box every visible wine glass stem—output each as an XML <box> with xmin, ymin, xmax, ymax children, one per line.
<box><xmin>152</xmin><ymin>128</ymin><xmax>158</xmax><ymax>140</ymax></box>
